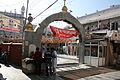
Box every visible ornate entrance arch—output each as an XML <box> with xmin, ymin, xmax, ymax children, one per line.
<box><xmin>23</xmin><ymin>12</ymin><xmax>85</xmax><ymax>64</ymax></box>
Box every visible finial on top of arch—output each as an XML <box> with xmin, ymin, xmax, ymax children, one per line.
<box><xmin>62</xmin><ymin>0</ymin><xmax>68</xmax><ymax>13</ymax></box>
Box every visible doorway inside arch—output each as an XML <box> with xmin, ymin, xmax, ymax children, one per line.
<box><xmin>41</xmin><ymin>21</ymin><xmax>79</xmax><ymax>67</ymax></box>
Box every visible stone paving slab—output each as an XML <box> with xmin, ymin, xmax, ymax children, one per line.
<box><xmin>28</xmin><ymin>74</ymin><xmax>64</xmax><ymax>80</ymax></box>
<box><xmin>57</xmin><ymin>67</ymin><xmax>119</xmax><ymax>80</ymax></box>
<box><xmin>99</xmin><ymin>71</ymin><xmax>120</xmax><ymax>79</ymax></box>
<box><xmin>78</xmin><ymin>71</ymin><xmax>120</xmax><ymax>80</ymax></box>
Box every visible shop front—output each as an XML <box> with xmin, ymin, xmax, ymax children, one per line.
<box><xmin>105</xmin><ymin>30</ymin><xmax>120</xmax><ymax>66</ymax></box>
<box><xmin>84</xmin><ymin>40</ymin><xmax>107</xmax><ymax>67</ymax></box>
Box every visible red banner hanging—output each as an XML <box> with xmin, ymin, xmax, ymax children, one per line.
<box><xmin>50</xmin><ymin>26</ymin><xmax>78</xmax><ymax>38</ymax></box>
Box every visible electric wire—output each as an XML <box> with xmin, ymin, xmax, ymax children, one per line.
<box><xmin>33</xmin><ymin>0</ymin><xmax>58</xmax><ymax>19</ymax></box>
<box><xmin>28</xmin><ymin>0</ymin><xmax>44</xmax><ymax>11</ymax></box>
<box><xmin>33</xmin><ymin>0</ymin><xmax>74</xmax><ymax>20</ymax></box>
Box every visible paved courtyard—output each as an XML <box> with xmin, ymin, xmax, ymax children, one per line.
<box><xmin>0</xmin><ymin>54</ymin><xmax>120</xmax><ymax>80</ymax></box>
<box><xmin>78</xmin><ymin>71</ymin><xmax>120</xmax><ymax>80</ymax></box>
<box><xmin>1</xmin><ymin>63</ymin><xmax>120</xmax><ymax>80</ymax></box>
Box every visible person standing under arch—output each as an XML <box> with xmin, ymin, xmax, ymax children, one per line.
<box><xmin>51</xmin><ymin>48</ymin><xmax>57</xmax><ymax>76</ymax></box>
<box><xmin>32</xmin><ymin>47</ymin><xmax>42</xmax><ymax>74</ymax></box>
<box><xmin>44</xmin><ymin>48</ymin><xmax>52</xmax><ymax>76</ymax></box>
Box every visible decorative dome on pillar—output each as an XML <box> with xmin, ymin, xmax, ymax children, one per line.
<box><xmin>25</xmin><ymin>13</ymin><xmax>33</xmax><ymax>32</ymax></box>
<box><xmin>28</xmin><ymin>13</ymin><xmax>33</xmax><ymax>23</ymax></box>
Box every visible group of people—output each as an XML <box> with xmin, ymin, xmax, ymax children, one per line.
<box><xmin>32</xmin><ymin>47</ymin><xmax>57</xmax><ymax>76</ymax></box>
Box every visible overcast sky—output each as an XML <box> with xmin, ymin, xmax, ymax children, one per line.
<box><xmin>0</xmin><ymin>0</ymin><xmax>120</xmax><ymax>27</ymax></box>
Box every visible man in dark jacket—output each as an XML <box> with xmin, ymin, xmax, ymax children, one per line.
<box><xmin>44</xmin><ymin>48</ymin><xmax>52</xmax><ymax>76</ymax></box>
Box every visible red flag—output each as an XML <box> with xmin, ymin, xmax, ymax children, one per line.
<box><xmin>50</xmin><ymin>26</ymin><xmax>78</xmax><ymax>38</ymax></box>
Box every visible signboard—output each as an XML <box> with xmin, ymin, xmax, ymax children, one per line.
<box><xmin>0</xmin><ymin>14</ymin><xmax>21</xmax><ymax>32</ymax></box>
<box><xmin>50</xmin><ymin>26</ymin><xmax>78</xmax><ymax>38</ymax></box>
<box><xmin>0</xmin><ymin>27</ymin><xmax>20</xmax><ymax>32</ymax></box>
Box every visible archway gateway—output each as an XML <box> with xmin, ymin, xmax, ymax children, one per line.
<box><xmin>23</xmin><ymin>12</ymin><xmax>85</xmax><ymax>64</ymax></box>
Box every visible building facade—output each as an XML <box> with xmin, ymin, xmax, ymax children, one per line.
<box><xmin>78</xmin><ymin>5</ymin><xmax>120</xmax><ymax>67</ymax></box>
<box><xmin>0</xmin><ymin>6</ymin><xmax>25</xmax><ymax>43</ymax></box>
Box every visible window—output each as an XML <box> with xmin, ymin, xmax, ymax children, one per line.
<box><xmin>107</xmin><ymin>22</ymin><xmax>110</xmax><ymax>30</ymax></box>
<box><xmin>91</xmin><ymin>46</ymin><xmax>98</xmax><ymax>57</ymax></box>
<box><xmin>118</xmin><ymin>21</ymin><xmax>120</xmax><ymax>28</ymax></box>
<box><xmin>85</xmin><ymin>46</ymin><xmax>90</xmax><ymax>56</ymax></box>
<box><xmin>99</xmin><ymin>46</ymin><xmax>102</xmax><ymax>57</ymax></box>
<box><xmin>111</xmin><ymin>22</ymin><xmax>118</xmax><ymax>30</ymax></box>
